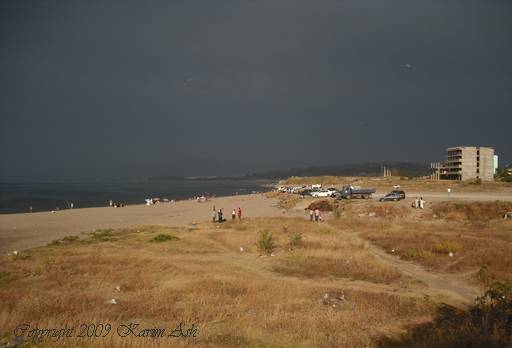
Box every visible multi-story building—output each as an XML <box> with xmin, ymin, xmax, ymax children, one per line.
<box><xmin>430</xmin><ymin>146</ymin><xmax>495</xmax><ymax>181</ymax></box>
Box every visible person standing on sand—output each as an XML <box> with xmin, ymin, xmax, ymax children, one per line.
<box><xmin>420</xmin><ymin>197</ymin><xmax>425</xmax><ymax>209</ymax></box>
<box><xmin>232</xmin><ymin>209</ymin><xmax>236</xmax><ymax>221</ymax></box>
<box><xmin>309</xmin><ymin>209</ymin><xmax>314</xmax><ymax>221</ymax></box>
<box><xmin>237</xmin><ymin>207</ymin><xmax>242</xmax><ymax>221</ymax></box>
<box><xmin>414</xmin><ymin>197</ymin><xmax>419</xmax><ymax>209</ymax></box>
<box><xmin>314</xmin><ymin>208</ymin><xmax>320</xmax><ymax>222</ymax></box>
<box><xmin>212</xmin><ymin>210</ymin><xmax>217</xmax><ymax>223</ymax></box>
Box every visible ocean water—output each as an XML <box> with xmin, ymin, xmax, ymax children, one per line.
<box><xmin>0</xmin><ymin>179</ymin><xmax>272</xmax><ymax>214</ymax></box>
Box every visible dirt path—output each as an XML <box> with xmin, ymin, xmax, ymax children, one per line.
<box><xmin>345</xmin><ymin>230</ymin><xmax>481</xmax><ymax>303</ymax></box>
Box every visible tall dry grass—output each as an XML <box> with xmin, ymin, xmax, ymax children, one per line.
<box><xmin>330</xmin><ymin>201</ymin><xmax>512</xmax><ymax>285</ymax></box>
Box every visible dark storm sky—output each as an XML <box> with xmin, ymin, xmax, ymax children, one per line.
<box><xmin>1</xmin><ymin>0</ymin><xmax>511</xmax><ymax>180</ymax></box>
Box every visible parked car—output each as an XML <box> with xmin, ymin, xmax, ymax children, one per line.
<box><xmin>390</xmin><ymin>190</ymin><xmax>406</xmax><ymax>199</ymax></box>
<box><xmin>379</xmin><ymin>192</ymin><xmax>404</xmax><ymax>202</ymax></box>
<box><xmin>311</xmin><ymin>189</ymin><xmax>335</xmax><ymax>198</ymax></box>
<box><xmin>300</xmin><ymin>189</ymin><xmax>318</xmax><ymax>196</ymax></box>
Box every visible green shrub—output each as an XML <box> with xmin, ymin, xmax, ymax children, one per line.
<box><xmin>91</xmin><ymin>229</ymin><xmax>114</xmax><ymax>242</ymax></box>
<box><xmin>258</xmin><ymin>230</ymin><xmax>275</xmax><ymax>254</ymax></box>
<box><xmin>151</xmin><ymin>234</ymin><xmax>179</xmax><ymax>243</ymax></box>
<box><xmin>401</xmin><ymin>248</ymin><xmax>433</xmax><ymax>260</ymax></box>
<box><xmin>289</xmin><ymin>233</ymin><xmax>303</xmax><ymax>248</ymax></box>
<box><xmin>62</xmin><ymin>235</ymin><xmax>79</xmax><ymax>243</ymax></box>
<box><xmin>433</xmin><ymin>240</ymin><xmax>462</xmax><ymax>254</ymax></box>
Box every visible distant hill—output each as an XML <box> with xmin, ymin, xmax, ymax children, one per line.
<box><xmin>248</xmin><ymin>162</ymin><xmax>429</xmax><ymax>179</ymax></box>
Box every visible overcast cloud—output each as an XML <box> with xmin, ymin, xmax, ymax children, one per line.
<box><xmin>1</xmin><ymin>0</ymin><xmax>511</xmax><ymax>180</ymax></box>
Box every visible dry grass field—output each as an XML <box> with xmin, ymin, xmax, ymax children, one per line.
<box><xmin>330</xmin><ymin>200</ymin><xmax>512</xmax><ymax>286</ymax></box>
<box><xmin>0</xmin><ymin>218</ymin><xmax>440</xmax><ymax>347</ymax></box>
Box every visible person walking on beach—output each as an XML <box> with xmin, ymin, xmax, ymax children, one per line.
<box><xmin>212</xmin><ymin>209</ymin><xmax>217</xmax><ymax>223</ymax></box>
<box><xmin>419</xmin><ymin>197</ymin><xmax>425</xmax><ymax>209</ymax></box>
<box><xmin>237</xmin><ymin>207</ymin><xmax>242</xmax><ymax>221</ymax></box>
<box><xmin>218</xmin><ymin>208</ymin><xmax>224</xmax><ymax>223</ymax></box>
<box><xmin>314</xmin><ymin>208</ymin><xmax>320</xmax><ymax>222</ymax></box>
<box><xmin>414</xmin><ymin>197</ymin><xmax>419</xmax><ymax>209</ymax></box>
<box><xmin>232</xmin><ymin>209</ymin><xmax>236</xmax><ymax>221</ymax></box>
<box><xmin>309</xmin><ymin>209</ymin><xmax>314</xmax><ymax>222</ymax></box>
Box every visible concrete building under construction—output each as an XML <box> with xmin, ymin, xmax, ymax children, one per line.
<box><xmin>430</xmin><ymin>146</ymin><xmax>496</xmax><ymax>181</ymax></box>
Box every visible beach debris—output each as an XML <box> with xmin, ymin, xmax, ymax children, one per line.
<box><xmin>13</xmin><ymin>251</ymin><xmax>18</xmax><ymax>256</ymax></box>
<box><xmin>51</xmin><ymin>210</ymin><xmax>56</xmax><ymax>214</ymax></box>
<box><xmin>391</xmin><ymin>249</ymin><xmax>395</xmax><ymax>253</ymax></box>
<box><xmin>368</xmin><ymin>212</ymin><xmax>376</xmax><ymax>217</ymax></box>
<box><xmin>270</xmin><ymin>253</ymin><xmax>275</xmax><ymax>257</ymax></box>
<box><xmin>115</xmin><ymin>286</ymin><xmax>121</xmax><ymax>292</ymax></box>
<box><xmin>107</xmin><ymin>299</ymin><xmax>118</xmax><ymax>305</ymax></box>
<box><xmin>240</xmin><ymin>247</ymin><xmax>244</xmax><ymax>252</ymax></box>
<box><xmin>322</xmin><ymin>291</ymin><xmax>346</xmax><ymax>307</ymax></box>
<box><xmin>504</xmin><ymin>212</ymin><xmax>512</xmax><ymax>219</ymax></box>
<box><xmin>448</xmin><ymin>252</ymin><xmax>454</xmax><ymax>257</ymax></box>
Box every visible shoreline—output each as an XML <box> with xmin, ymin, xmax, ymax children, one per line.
<box><xmin>0</xmin><ymin>179</ymin><xmax>275</xmax><ymax>215</ymax></box>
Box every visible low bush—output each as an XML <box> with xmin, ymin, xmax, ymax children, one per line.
<box><xmin>62</xmin><ymin>235</ymin><xmax>79</xmax><ymax>243</ymax></box>
<box><xmin>151</xmin><ymin>234</ymin><xmax>179</xmax><ymax>243</ymax></box>
<box><xmin>289</xmin><ymin>233</ymin><xmax>303</xmax><ymax>248</ymax></box>
<box><xmin>91</xmin><ymin>229</ymin><xmax>114</xmax><ymax>242</ymax></box>
<box><xmin>258</xmin><ymin>230</ymin><xmax>275</xmax><ymax>254</ymax></box>
<box><xmin>433</xmin><ymin>240</ymin><xmax>462</xmax><ymax>254</ymax></box>
<box><xmin>306</xmin><ymin>200</ymin><xmax>335</xmax><ymax>212</ymax></box>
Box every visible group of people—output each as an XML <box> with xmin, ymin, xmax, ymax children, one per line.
<box><xmin>413</xmin><ymin>197</ymin><xmax>425</xmax><ymax>209</ymax></box>
<box><xmin>109</xmin><ymin>199</ymin><xmax>125</xmax><ymax>208</ymax></box>
<box><xmin>309</xmin><ymin>208</ymin><xmax>322</xmax><ymax>222</ymax></box>
<box><xmin>212</xmin><ymin>206</ymin><xmax>242</xmax><ymax>223</ymax></box>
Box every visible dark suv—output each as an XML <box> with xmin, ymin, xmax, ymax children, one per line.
<box><xmin>379</xmin><ymin>190</ymin><xmax>406</xmax><ymax>202</ymax></box>
<box><xmin>390</xmin><ymin>190</ymin><xmax>406</xmax><ymax>199</ymax></box>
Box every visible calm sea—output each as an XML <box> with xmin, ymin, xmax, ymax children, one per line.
<box><xmin>0</xmin><ymin>179</ymin><xmax>272</xmax><ymax>214</ymax></box>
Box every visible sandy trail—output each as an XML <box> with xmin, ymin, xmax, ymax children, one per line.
<box><xmin>356</xmin><ymin>234</ymin><xmax>480</xmax><ymax>303</ymax></box>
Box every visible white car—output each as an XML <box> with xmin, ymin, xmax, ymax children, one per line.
<box><xmin>311</xmin><ymin>188</ymin><xmax>337</xmax><ymax>198</ymax></box>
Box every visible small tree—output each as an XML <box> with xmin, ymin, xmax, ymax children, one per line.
<box><xmin>289</xmin><ymin>233</ymin><xmax>303</xmax><ymax>249</ymax></box>
<box><xmin>258</xmin><ymin>230</ymin><xmax>275</xmax><ymax>254</ymax></box>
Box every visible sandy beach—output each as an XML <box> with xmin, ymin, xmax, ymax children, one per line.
<box><xmin>0</xmin><ymin>194</ymin><xmax>290</xmax><ymax>253</ymax></box>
